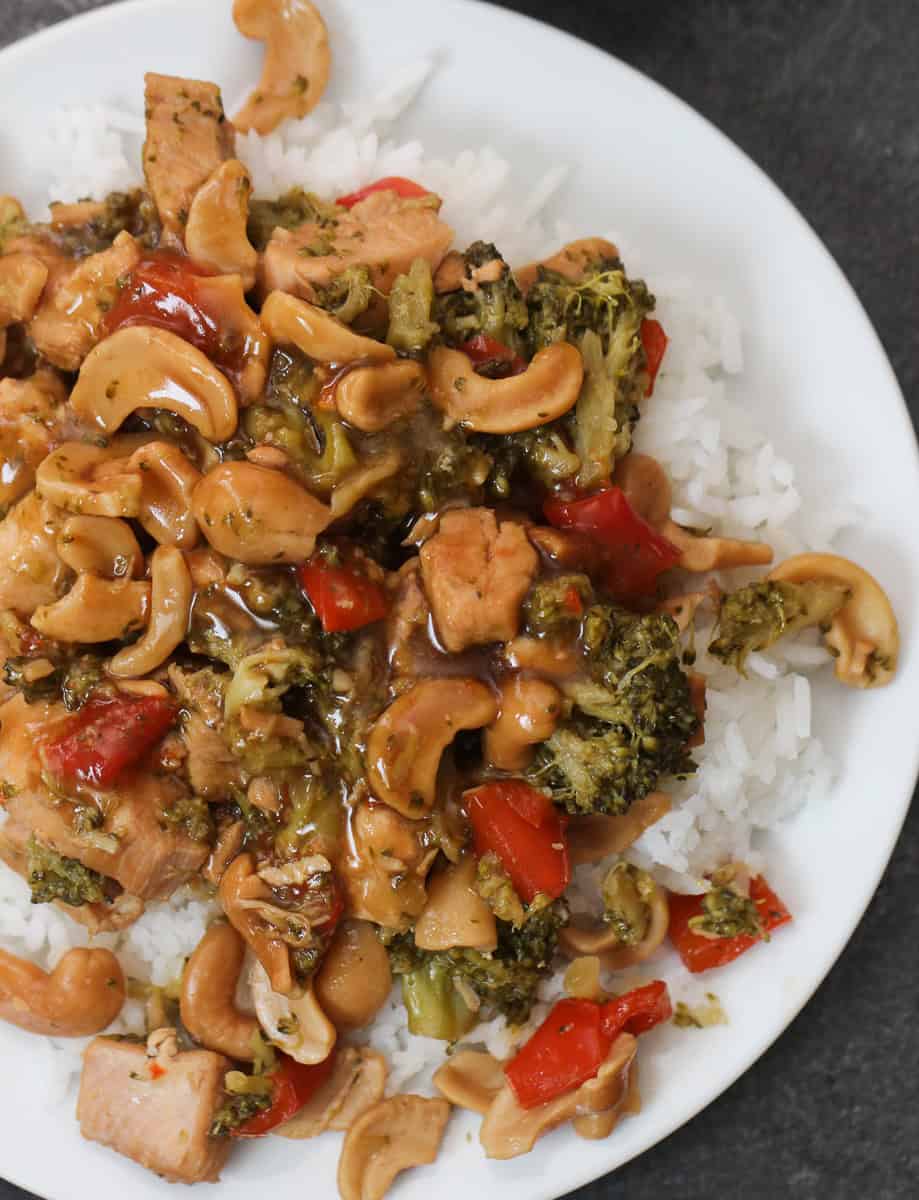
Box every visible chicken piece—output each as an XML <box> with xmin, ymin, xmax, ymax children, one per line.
<box><xmin>182</xmin><ymin>711</ymin><xmax>242</xmax><ymax>800</ymax></box>
<box><xmin>419</xmin><ymin>509</ymin><xmax>538</xmax><ymax>653</ymax></box>
<box><xmin>78</xmin><ymin>1037</ymin><xmax>232</xmax><ymax>1184</ymax></box>
<box><xmin>143</xmin><ymin>74</ymin><xmax>234</xmax><ymax>244</ymax></box>
<box><xmin>260</xmin><ymin>189</ymin><xmax>453</xmax><ymax>299</ymax></box>
<box><xmin>28</xmin><ymin>231</ymin><xmax>140</xmax><ymax>371</ymax></box>
<box><xmin>0</xmin><ymin>491</ymin><xmax>69</xmax><ymax>617</ymax></box>
<box><xmin>0</xmin><ymin>252</ymin><xmax>49</xmax><ymax>326</ymax></box>
<box><xmin>386</xmin><ymin>559</ymin><xmax>431</xmax><ymax>678</ymax></box>
<box><xmin>0</xmin><ymin>369</ymin><xmax>68</xmax><ymax>510</ymax></box>
<box><xmin>0</xmin><ymin>695</ymin><xmax>209</xmax><ymax>900</ymax></box>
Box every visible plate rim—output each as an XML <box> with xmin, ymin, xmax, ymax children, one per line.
<box><xmin>0</xmin><ymin>2</ymin><xmax>917</xmax><ymax>1198</ymax></box>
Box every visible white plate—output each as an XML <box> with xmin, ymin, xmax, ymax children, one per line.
<box><xmin>0</xmin><ymin>1</ymin><xmax>917</xmax><ymax>1198</ymax></box>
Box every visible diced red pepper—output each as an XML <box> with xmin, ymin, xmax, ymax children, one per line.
<box><xmin>460</xmin><ymin>334</ymin><xmax>527</xmax><ymax>378</ymax></box>
<box><xmin>104</xmin><ymin>252</ymin><xmax>246</xmax><ymax>383</ymax></box>
<box><xmin>231</xmin><ymin>1051</ymin><xmax>337</xmax><ymax>1138</ymax></box>
<box><xmin>465</xmin><ymin>780</ymin><xmax>569</xmax><ymax>904</ymax></box>
<box><xmin>544</xmin><ymin>486</ymin><xmax>680</xmax><ymax>599</ymax></box>
<box><xmin>335</xmin><ymin>176</ymin><xmax>431</xmax><ymax>208</ymax></box>
<box><xmin>297</xmin><ymin>560</ymin><xmax>389</xmax><ymax>634</ymax></box>
<box><xmin>41</xmin><ymin>695</ymin><xmax>177</xmax><ymax>790</ymax></box>
<box><xmin>600</xmin><ymin>980</ymin><xmax>672</xmax><ymax>1039</ymax></box>
<box><xmin>505</xmin><ymin>982</ymin><xmax>672</xmax><ymax>1110</ymax></box>
<box><xmin>668</xmin><ymin>876</ymin><xmax>792</xmax><ymax>974</ymax></box>
<box><xmin>640</xmin><ymin>318</ymin><xmax>668</xmax><ymax>396</ymax></box>
<box><xmin>149</xmin><ymin>1061</ymin><xmax>166</xmax><ymax>1081</ymax></box>
<box><xmin>563</xmin><ymin>586</ymin><xmax>584</xmax><ymax>615</ymax></box>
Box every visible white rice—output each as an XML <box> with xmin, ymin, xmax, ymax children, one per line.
<box><xmin>6</xmin><ymin>59</ymin><xmax>847</xmax><ymax>1101</ymax></box>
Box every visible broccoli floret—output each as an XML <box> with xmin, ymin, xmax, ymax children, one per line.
<box><xmin>313</xmin><ymin>265</ymin><xmax>374</xmax><ymax>326</ymax></box>
<box><xmin>389</xmin><ymin>901</ymin><xmax>567</xmax><ymax>1033</ymax></box>
<box><xmin>27</xmin><ymin>837</ymin><xmax>109</xmax><ymax>907</ymax></box>
<box><xmin>690</xmin><ymin>886</ymin><xmax>762</xmax><ymax>939</ymax></box>
<box><xmin>209</xmin><ymin>1080</ymin><xmax>273</xmax><ymax>1138</ymax></box>
<box><xmin>160</xmin><ymin>793</ymin><xmax>214</xmax><ymax>844</ymax></box>
<box><xmin>709</xmin><ymin>579</ymin><xmax>849</xmax><ymax>674</ymax></box>
<box><xmin>528</xmin><ymin>603</ymin><xmax>698</xmax><ymax>814</ymax></box>
<box><xmin>387</xmin><ymin>258</ymin><xmax>439</xmax><ymax>354</ymax></box>
<box><xmin>478</xmin><ymin>423</ymin><xmax>581</xmax><ymax>495</ymax></box>
<box><xmin>601</xmin><ymin>861</ymin><xmax>656</xmax><ymax>945</ymax></box>
<box><xmin>48</xmin><ymin>190</ymin><xmax>160</xmax><ymax>257</ymax></box>
<box><xmin>434</xmin><ymin>241</ymin><xmax>529</xmax><ymax>354</ymax></box>
<box><xmin>522</xmin><ymin>574</ymin><xmax>594</xmax><ymax>638</ymax></box>
<box><xmin>246</xmin><ymin>188</ymin><xmax>339</xmax><ymax>252</ymax></box>
<box><xmin>3</xmin><ymin>654</ymin><xmax>103</xmax><ymax>711</ymax></box>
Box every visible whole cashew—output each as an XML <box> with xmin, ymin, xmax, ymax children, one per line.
<box><xmin>338</xmin><ymin>1094</ymin><xmax>451</xmax><ymax>1200</ymax></box>
<box><xmin>36</xmin><ymin>442</ymin><xmax>143</xmax><ymax>518</ymax></box>
<box><xmin>70</xmin><ymin>326</ymin><xmax>238</xmax><ymax>441</ymax></box>
<box><xmin>428</xmin><ymin>342</ymin><xmax>583</xmax><ymax>433</ymax></box>
<box><xmin>314</xmin><ymin>921</ymin><xmax>393</xmax><ymax>1031</ymax></box>
<box><xmin>107</xmin><ymin>546</ymin><xmax>193</xmax><ymax>678</ymax></box>
<box><xmin>0</xmin><ymin>946</ymin><xmax>125</xmax><ymax>1037</ymax></box>
<box><xmin>433</xmin><ymin>1049</ymin><xmax>506</xmax><ymax>1114</ymax></box>
<box><xmin>180</xmin><ymin>921</ymin><xmax>259</xmax><ymax>1061</ymax></box>
<box><xmin>484</xmin><ymin>676</ymin><xmax>563</xmax><ymax>771</ymax></box>
<box><xmin>127</xmin><ymin>441</ymin><xmax>202</xmax><ymax>549</ymax></box>
<box><xmin>219</xmin><ymin>852</ymin><xmax>293</xmax><ymax>994</ymax></box>
<box><xmin>233</xmin><ymin>0</ymin><xmax>331</xmax><ymax>135</ymax></box>
<box><xmin>186</xmin><ymin>160</ymin><xmax>258</xmax><ymax>290</ymax></box>
<box><xmin>31</xmin><ymin>574</ymin><xmax>150</xmax><ymax>642</ymax></box>
<box><xmin>275</xmin><ymin>1046</ymin><xmax>388</xmax><ymax>1139</ymax></box>
<box><xmin>261</xmin><ymin>290</ymin><xmax>396</xmax><ymax>365</ymax></box>
<box><xmin>559</xmin><ymin>876</ymin><xmax>670</xmax><ymax>969</ymax></box>
<box><xmin>56</xmin><ymin>515</ymin><xmax>144</xmax><ymax>578</ymax></box>
<box><xmin>413</xmin><ymin>855</ymin><xmax>497</xmax><ymax>952</ymax></box>
<box><xmin>249</xmin><ymin>958</ymin><xmax>337</xmax><ymax>1066</ymax></box>
<box><xmin>566</xmin><ymin>791</ymin><xmax>672</xmax><ymax>867</ymax></box>
<box><xmin>613</xmin><ymin>453</ymin><xmax>773</xmax><ymax>571</ymax></box>
<box><xmin>334</xmin><ymin>361</ymin><xmax>426</xmax><ymax>432</ymax></box>
<box><xmin>366</xmin><ymin>678</ymin><xmax>498</xmax><ymax>817</ymax></box>
<box><xmin>768</xmin><ymin>552</ymin><xmax>899</xmax><ymax>687</ymax></box>
<box><xmin>192</xmin><ymin>273</ymin><xmax>271</xmax><ymax>404</ymax></box>
<box><xmin>0</xmin><ymin>253</ymin><xmax>49</xmax><ymax>325</ymax></box>
<box><xmin>192</xmin><ymin>461</ymin><xmax>331</xmax><ymax>564</ymax></box>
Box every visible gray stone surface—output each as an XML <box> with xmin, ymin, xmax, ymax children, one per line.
<box><xmin>0</xmin><ymin>1</ymin><xmax>916</xmax><ymax>1198</ymax></box>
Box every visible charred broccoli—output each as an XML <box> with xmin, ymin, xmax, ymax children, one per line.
<box><xmin>27</xmin><ymin>837</ymin><xmax>109</xmax><ymax>908</ymax></box>
<box><xmin>3</xmin><ymin>654</ymin><xmax>102</xmax><ymax>711</ymax></box>
<box><xmin>246</xmin><ymin>188</ymin><xmax>339</xmax><ymax>251</ymax></box>
<box><xmin>313</xmin><ymin>265</ymin><xmax>374</xmax><ymax>326</ymax></box>
<box><xmin>528</xmin><ymin>603</ymin><xmax>698</xmax><ymax>814</ymax></box>
<box><xmin>387</xmin><ymin>258</ymin><xmax>439</xmax><ymax>354</ymax></box>
<box><xmin>434</xmin><ymin>241</ymin><xmax>529</xmax><ymax>355</ymax></box>
<box><xmin>478</xmin><ymin>423</ymin><xmax>581</xmax><ymax>494</ymax></box>
<box><xmin>388</xmin><ymin>900</ymin><xmax>568</xmax><ymax>1035</ymax></box>
<box><xmin>708</xmin><ymin>579</ymin><xmax>848</xmax><ymax>673</ymax></box>
<box><xmin>522</xmin><ymin>574</ymin><xmax>594</xmax><ymax>638</ymax></box>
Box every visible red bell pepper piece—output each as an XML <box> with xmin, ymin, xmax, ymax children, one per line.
<box><xmin>600</xmin><ymin>980</ymin><xmax>672</xmax><ymax>1039</ymax></box>
<box><xmin>544</xmin><ymin>486</ymin><xmax>680</xmax><ymax>598</ymax></box>
<box><xmin>506</xmin><ymin>982</ymin><xmax>672</xmax><ymax>1109</ymax></box>
<box><xmin>466</xmin><ymin>780</ymin><xmax>569</xmax><ymax>905</ymax></box>
<box><xmin>231</xmin><ymin>1051</ymin><xmax>337</xmax><ymax>1138</ymax></box>
<box><xmin>640</xmin><ymin>318</ymin><xmax>668</xmax><ymax>396</ymax></box>
<box><xmin>41</xmin><ymin>695</ymin><xmax>177</xmax><ymax>789</ymax></box>
<box><xmin>298</xmin><ymin>560</ymin><xmax>389</xmax><ymax>633</ymax></box>
<box><xmin>668</xmin><ymin>876</ymin><xmax>792</xmax><ymax>974</ymax></box>
<box><xmin>335</xmin><ymin>176</ymin><xmax>431</xmax><ymax>208</ymax></box>
<box><xmin>460</xmin><ymin>334</ymin><xmax>527</xmax><ymax>378</ymax></box>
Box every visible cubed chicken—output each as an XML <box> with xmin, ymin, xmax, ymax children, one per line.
<box><xmin>28</xmin><ymin>231</ymin><xmax>140</xmax><ymax>370</ymax></box>
<box><xmin>260</xmin><ymin>188</ymin><xmax>453</xmax><ymax>299</ymax></box>
<box><xmin>143</xmin><ymin>74</ymin><xmax>234</xmax><ymax>243</ymax></box>
<box><xmin>0</xmin><ymin>251</ymin><xmax>49</xmax><ymax>325</ymax></box>
<box><xmin>419</xmin><ymin>508</ymin><xmax>538</xmax><ymax>652</ymax></box>
<box><xmin>0</xmin><ymin>369</ymin><xmax>68</xmax><ymax>510</ymax></box>
<box><xmin>78</xmin><ymin>1037</ymin><xmax>232</xmax><ymax>1184</ymax></box>
<box><xmin>0</xmin><ymin>491</ymin><xmax>70</xmax><ymax>617</ymax></box>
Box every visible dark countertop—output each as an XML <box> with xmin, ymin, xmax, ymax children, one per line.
<box><xmin>0</xmin><ymin>1</ymin><xmax>916</xmax><ymax>1198</ymax></box>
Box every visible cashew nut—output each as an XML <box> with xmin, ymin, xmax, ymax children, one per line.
<box><xmin>335</xmin><ymin>361</ymin><xmax>426</xmax><ymax>432</ymax></box>
<box><xmin>342</xmin><ymin>800</ymin><xmax>437</xmax><ymax>928</ymax></box>
<box><xmin>0</xmin><ymin>253</ymin><xmax>49</xmax><ymax>326</ymax></box>
<box><xmin>484</xmin><ymin>676</ymin><xmax>563</xmax><ymax>771</ymax></box>
<box><xmin>338</xmin><ymin>1095</ymin><xmax>451</xmax><ymax>1200</ymax></box>
<box><xmin>366</xmin><ymin>678</ymin><xmax>498</xmax><ymax>817</ymax></box>
<box><xmin>504</xmin><ymin>635</ymin><xmax>582</xmax><ymax>680</ymax></box>
<box><xmin>36</xmin><ymin>441</ymin><xmax>143</xmax><ymax>518</ymax></box>
<box><xmin>567</xmin><ymin>791</ymin><xmax>672</xmax><ymax>867</ymax></box>
<box><xmin>180</xmin><ymin>921</ymin><xmax>259</xmax><ymax>1060</ymax></box>
<box><xmin>107</xmin><ymin>546</ymin><xmax>193</xmax><ymax>678</ymax></box>
<box><xmin>233</xmin><ymin>0</ymin><xmax>331</xmax><ymax>135</ymax></box>
<box><xmin>192</xmin><ymin>461</ymin><xmax>331</xmax><ymax>564</ymax></box>
<box><xmin>313</xmin><ymin>920</ymin><xmax>393</xmax><ymax>1031</ymax></box>
<box><xmin>31</xmin><ymin>574</ymin><xmax>150</xmax><ymax>642</ymax></box>
<box><xmin>0</xmin><ymin>946</ymin><xmax>125</xmax><ymax>1037</ymax></box>
<box><xmin>428</xmin><ymin>342</ymin><xmax>583</xmax><ymax>433</ymax></box>
<box><xmin>480</xmin><ymin>1033</ymin><xmax>637</xmax><ymax>1160</ymax></box>
<box><xmin>192</xmin><ymin>273</ymin><xmax>271</xmax><ymax>403</ymax></box>
<box><xmin>126</xmin><ymin>441</ymin><xmax>202</xmax><ymax>549</ymax></box>
<box><xmin>613</xmin><ymin>453</ymin><xmax>773</xmax><ymax>571</ymax></box>
<box><xmin>768</xmin><ymin>553</ymin><xmax>899</xmax><ymax>687</ymax></box>
<box><xmin>559</xmin><ymin>876</ymin><xmax>670</xmax><ymax>970</ymax></box>
<box><xmin>261</xmin><ymin>290</ymin><xmax>396</xmax><ymax>365</ymax></box>
<box><xmin>329</xmin><ymin>449</ymin><xmax>403</xmax><ymax>521</ymax></box>
<box><xmin>433</xmin><ymin>1049</ymin><xmax>506</xmax><ymax>1114</ymax></box>
<box><xmin>56</xmin><ymin>516</ymin><xmax>144</xmax><ymax>578</ymax></box>
<box><xmin>515</xmin><ymin>237</ymin><xmax>621</xmax><ymax>294</ymax></box>
<box><xmin>219</xmin><ymin>853</ymin><xmax>294</xmax><ymax>993</ymax></box>
<box><xmin>249</xmin><ymin>957</ymin><xmax>337</xmax><ymax>1065</ymax></box>
<box><xmin>414</xmin><ymin>854</ymin><xmax>497</xmax><ymax>952</ymax></box>
<box><xmin>186</xmin><ymin>160</ymin><xmax>258</xmax><ymax>290</ymax></box>
<box><xmin>70</xmin><ymin>326</ymin><xmax>238</xmax><ymax>441</ymax></box>
<box><xmin>275</xmin><ymin>1046</ymin><xmax>388</xmax><ymax>1139</ymax></box>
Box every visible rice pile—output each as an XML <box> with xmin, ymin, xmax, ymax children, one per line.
<box><xmin>0</xmin><ymin>58</ymin><xmax>849</xmax><ymax>1100</ymax></box>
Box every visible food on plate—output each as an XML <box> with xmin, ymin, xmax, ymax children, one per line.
<box><xmin>0</xmin><ymin>0</ymin><xmax>900</xmax><ymax>1193</ymax></box>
